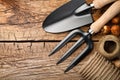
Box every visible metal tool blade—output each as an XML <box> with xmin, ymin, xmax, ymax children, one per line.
<box><xmin>44</xmin><ymin>13</ymin><xmax>93</xmax><ymax>33</ymax></box>
<box><xmin>43</xmin><ymin>0</ymin><xmax>85</xmax><ymax>27</ymax></box>
<box><xmin>42</xmin><ymin>0</ymin><xmax>94</xmax><ymax>33</ymax></box>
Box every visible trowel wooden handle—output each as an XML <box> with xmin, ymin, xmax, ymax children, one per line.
<box><xmin>90</xmin><ymin>0</ymin><xmax>120</xmax><ymax>33</ymax></box>
<box><xmin>93</xmin><ymin>0</ymin><xmax>117</xmax><ymax>9</ymax></box>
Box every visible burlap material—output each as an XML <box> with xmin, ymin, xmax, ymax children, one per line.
<box><xmin>79</xmin><ymin>52</ymin><xmax>120</xmax><ymax>80</ymax></box>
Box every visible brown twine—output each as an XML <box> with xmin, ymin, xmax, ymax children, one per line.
<box><xmin>79</xmin><ymin>52</ymin><xmax>120</xmax><ymax>80</ymax></box>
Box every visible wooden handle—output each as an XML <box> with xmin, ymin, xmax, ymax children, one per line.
<box><xmin>93</xmin><ymin>0</ymin><xmax>117</xmax><ymax>9</ymax></box>
<box><xmin>90</xmin><ymin>0</ymin><xmax>120</xmax><ymax>33</ymax></box>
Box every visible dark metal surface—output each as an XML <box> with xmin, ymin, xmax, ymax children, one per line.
<box><xmin>49</xmin><ymin>29</ymin><xmax>93</xmax><ymax>72</ymax></box>
<box><xmin>42</xmin><ymin>0</ymin><xmax>94</xmax><ymax>33</ymax></box>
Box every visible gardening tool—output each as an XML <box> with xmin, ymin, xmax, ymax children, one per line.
<box><xmin>42</xmin><ymin>0</ymin><xmax>116</xmax><ymax>33</ymax></box>
<box><xmin>49</xmin><ymin>0</ymin><xmax>120</xmax><ymax>72</ymax></box>
<box><xmin>98</xmin><ymin>35</ymin><xmax>120</xmax><ymax>60</ymax></box>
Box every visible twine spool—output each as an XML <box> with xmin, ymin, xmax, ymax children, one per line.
<box><xmin>79</xmin><ymin>52</ymin><xmax>120</xmax><ymax>80</ymax></box>
<box><xmin>98</xmin><ymin>35</ymin><xmax>120</xmax><ymax>59</ymax></box>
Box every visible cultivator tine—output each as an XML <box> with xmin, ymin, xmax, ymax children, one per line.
<box><xmin>57</xmin><ymin>37</ymin><xmax>84</xmax><ymax>64</ymax></box>
<box><xmin>49</xmin><ymin>29</ymin><xmax>93</xmax><ymax>72</ymax></box>
<box><xmin>49</xmin><ymin>29</ymin><xmax>82</xmax><ymax>56</ymax></box>
<box><xmin>64</xmin><ymin>38</ymin><xmax>93</xmax><ymax>72</ymax></box>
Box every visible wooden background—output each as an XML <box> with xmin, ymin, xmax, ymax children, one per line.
<box><xmin>0</xmin><ymin>0</ymin><xmax>119</xmax><ymax>80</ymax></box>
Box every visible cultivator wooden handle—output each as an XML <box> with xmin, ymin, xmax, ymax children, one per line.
<box><xmin>90</xmin><ymin>0</ymin><xmax>120</xmax><ymax>33</ymax></box>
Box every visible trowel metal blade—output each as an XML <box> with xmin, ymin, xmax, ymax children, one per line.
<box><xmin>44</xmin><ymin>13</ymin><xmax>93</xmax><ymax>33</ymax></box>
<box><xmin>42</xmin><ymin>0</ymin><xmax>93</xmax><ymax>33</ymax></box>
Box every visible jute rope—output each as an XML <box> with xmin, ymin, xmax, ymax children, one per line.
<box><xmin>79</xmin><ymin>52</ymin><xmax>120</xmax><ymax>80</ymax></box>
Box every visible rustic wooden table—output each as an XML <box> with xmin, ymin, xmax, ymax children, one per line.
<box><xmin>0</xmin><ymin>0</ymin><xmax>117</xmax><ymax>80</ymax></box>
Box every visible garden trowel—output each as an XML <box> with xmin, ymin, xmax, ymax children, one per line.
<box><xmin>42</xmin><ymin>0</ymin><xmax>94</xmax><ymax>33</ymax></box>
<box><xmin>43</xmin><ymin>0</ymin><xmax>116</xmax><ymax>33</ymax></box>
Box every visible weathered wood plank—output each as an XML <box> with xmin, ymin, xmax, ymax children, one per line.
<box><xmin>0</xmin><ymin>0</ymin><xmax>68</xmax><ymax>41</ymax></box>
<box><xmin>0</xmin><ymin>42</ymin><xmax>98</xmax><ymax>80</ymax></box>
<box><xmin>0</xmin><ymin>0</ymin><xmax>104</xmax><ymax>41</ymax></box>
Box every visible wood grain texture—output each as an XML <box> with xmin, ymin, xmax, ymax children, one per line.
<box><xmin>0</xmin><ymin>0</ymin><xmax>68</xmax><ymax>41</ymax></box>
<box><xmin>0</xmin><ymin>42</ymin><xmax>97</xmax><ymax>80</ymax></box>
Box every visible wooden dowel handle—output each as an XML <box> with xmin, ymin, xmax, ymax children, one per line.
<box><xmin>93</xmin><ymin>0</ymin><xmax>117</xmax><ymax>9</ymax></box>
<box><xmin>90</xmin><ymin>0</ymin><xmax>120</xmax><ymax>33</ymax></box>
